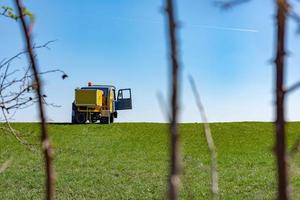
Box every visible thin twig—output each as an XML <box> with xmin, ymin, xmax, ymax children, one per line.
<box><xmin>14</xmin><ymin>1</ymin><xmax>55</xmax><ymax>200</ymax></box>
<box><xmin>0</xmin><ymin>41</ymin><xmax>56</xmax><ymax>70</ymax></box>
<box><xmin>189</xmin><ymin>75</ymin><xmax>219</xmax><ymax>200</ymax></box>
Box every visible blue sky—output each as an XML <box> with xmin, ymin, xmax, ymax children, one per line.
<box><xmin>1</xmin><ymin>0</ymin><xmax>300</xmax><ymax>122</ymax></box>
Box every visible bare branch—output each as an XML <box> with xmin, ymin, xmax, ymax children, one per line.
<box><xmin>14</xmin><ymin>1</ymin><xmax>55</xmax><ymax>200</ymax></box>
<box><xmin>0</xmin><ymin>40</ymin><xmax>56</xmax><ymax>70</ymax></box>
<box><xmin>0</xmin><ymin>158</ymin><xmax>12</xmax><ymax>173</ymax></box>
<box><xmin>165</xmin><ymin>0</ymin><xmax>182</xmax><ymax>199</ymax></box>
<box><xmin>0</xmin><ymin>58</ymin><xmax>66</xmax><ymax>118</ymax></box>
<box><xmin>189</xmin><ymin>75</ymin><xmax>219</xmax><ymax>200</ymax></box>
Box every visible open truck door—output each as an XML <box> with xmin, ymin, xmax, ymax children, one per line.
<box><xmin>116</xmin><ymin>88</ymin><xmax>132</xmax><ymax>110</ymax></box>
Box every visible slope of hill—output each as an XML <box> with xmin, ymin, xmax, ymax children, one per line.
<box><xmin>1</xmin><ymin>122</ymin><xmax>300</xmax><ymax>199</ymax></box>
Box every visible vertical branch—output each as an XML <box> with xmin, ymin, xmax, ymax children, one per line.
<box><xmin>14</xmin><ymin>1</ymin><xmax>55</xmax><ymax>200</ymax></box>
<box><xmin>274</xmin><ymin>0</ymin><xmax>289</xmax><ymax>199</ymax></box>
<box><xmin>165</xmin><ymin>0</ymin><xmax>181</xmax><ymax>199</ymax></box>
<box><xmin>189</xmin><ymin>76</ymin><xmax>219</xmax><ymax>200</ymax></box>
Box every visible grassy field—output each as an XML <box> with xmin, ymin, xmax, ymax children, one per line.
<box><xmin>1</xmin><ymin>122</ymin><xmax>300</xmax><ymax>199</ymax></box>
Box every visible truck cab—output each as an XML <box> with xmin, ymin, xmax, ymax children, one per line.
<box><xmin>72</xmin><ymin>83</ymin><xmax>132</xmax><ymax>124</ymax></box>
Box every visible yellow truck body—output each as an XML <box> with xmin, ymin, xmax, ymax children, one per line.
<box><xmin>75</xmin><ymin>89</ymin><xmax>103</xmax><ymax>107</ymax></box>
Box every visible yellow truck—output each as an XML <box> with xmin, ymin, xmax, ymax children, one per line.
<box><xmin>72</xmin><ymin>83</ymin><xmax>132</xmax><ymax>124</ymax></box>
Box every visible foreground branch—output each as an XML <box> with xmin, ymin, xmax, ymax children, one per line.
<box><xmin>165</xmin><ymin>0</ymin><xmax>181</xmax><ymax>199</ymax></box>
<box><xmin>14</xmin><ymin>1</ymin><xmax>55</xmax><ymax>200</ymax></box>
<box><xmin>189</xmin><ymin>76</ymin><xmax>219</xmax><ymax>200</ymax></box>
<box><xmin>274</xmin><ymin>0</ymin><xmax>289</xmax><ymax>199</ymax></box>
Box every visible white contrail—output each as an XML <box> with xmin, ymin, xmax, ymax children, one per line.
<box><xmin>187</xmin><ymin>24</ymin><xmax>259</xmax><ymax>33</ymax></box>
<box><xmin>108</xmin><ymin>17</ymin><xmax>259</xmax><ymax>33</ymax></box>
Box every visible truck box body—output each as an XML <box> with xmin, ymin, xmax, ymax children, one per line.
<box><xmin>75</xmin><ymin>89</ymin><xmax>103</xmax><ymax>107</ymax></box>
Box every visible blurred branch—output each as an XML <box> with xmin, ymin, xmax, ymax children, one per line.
<box><xmin>289</xmin><ymin>9</ymin><xmax>300</xmax><ymax>33</ymax></box>
<box><xmin>0</xmin><ymin>158</ymin><xmax>12</xmax><ymax>173</ymax></box>
<box><xmin>156</xmin><ymin>91</ymin><xmax>171</xmax><ymax>122</ymax></box>
<box><xmin>274</xmin><ymin>0</ymin><xmax>289</xmax><ymax>199</ymax></box>
<box><xmin>0</xmin><ymin>6</ymin><xmax>18</xmax><ymax>20</ymax></box>
<box><xmin>0</xmin><ymin>5</ymin><xmax>33</xmax><ymax>21</ymax></box>
<box><xmin>189</xmin><ymin>75</ymin><xmax>219</xmax><ymax>200</ymax></box>
<box><xmin>285</xmin><ymin>80</ymin><xmax>300</xmax><ymax>94</ymax></box>
<box><xmin>214</xmin><ymin>0</ymin><xmax>251</xmax><ymax>9</ymax></box>
<box><xmin>14</xmin><ymin>0</ymin><xmax>55</xmax><ymax>200</ymax></box>
<box><xmin>165</xmin><ymin>0</ymin><xmax>182</xmax><ymax>199</ymax></box>
<box><xmin>289</xmin><ymin>138</ymin><xmax>300</xmax><ymax>158</ymax></box>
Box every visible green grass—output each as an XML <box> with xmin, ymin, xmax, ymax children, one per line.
<box><xmin>1</xmin><ymin>122</ymin><xmax>300</xmax><ymax>199</ymax></box>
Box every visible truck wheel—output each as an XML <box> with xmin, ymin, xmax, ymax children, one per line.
<box><xmin>76</xmin><ymin>112</ymin><xmax>86</xmax><ymax>124</ymax></box>
<box><xmin>113</xmin><ymin>112</ymin><xmax>118</xmax><ymax>118</ymax></box>
<box><xmin>110</xmin><ymin>114</ymin><xmax>114</xmax><ymax>123</ymax></box>
<box><xmin>91</xmin><ymin>114</ymin><xmax>98</xmax><ymax>123</ymax></box>
<box><xmin>100</xmin><ymin>116</ymin><xmax>110</xmax><ymax>124</ymax></box>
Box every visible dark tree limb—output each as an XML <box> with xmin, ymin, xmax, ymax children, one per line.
<box><xmin>274</xmin><ymin>0</ymin><xmax>290</xmax><ymax>199</ymax></box>
<box><xmin>14</xmin><ymin>0</ymin><xmax>55</xmax><ymax>199</ymax></box>
<box><xmin>165</xmin><ymin>0</ymin><xmax>181</xmax><ymax>199</ymax></box>
<box><xmin>215</xmin><ymin>1</ymin><xmax>298</xmax><ymax>199</ymax></box>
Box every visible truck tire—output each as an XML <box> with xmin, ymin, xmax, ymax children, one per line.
<box><xmin>100</xmin><ymin>116</ymin><xmax>110</xmax><ymax>124</ymax></box>
<box><xmin>75</xmin><ymin>112</ymin><xmax>86</xmax><ymax>124</ymax></box>
<box><xmin>91</xmin><ymin>114</ymin><xmax>98</xmax><ymax>123</ymax></box>
<box><xmin>113</xmin><ymin>112</ymin><xmax>118</xmax><ymax>118</ymax></box>
<box><xmin>110</xmin><ymin>114</ymin><xmax>114</xmax><ymax>123</ymax></box>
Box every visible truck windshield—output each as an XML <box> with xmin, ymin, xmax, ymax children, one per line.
<box><xmin>81</xmin><ymin>87</ymin><xmax>109</xmax><ymax>96</ymax></box>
